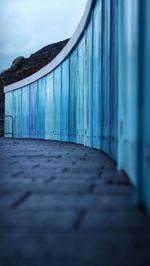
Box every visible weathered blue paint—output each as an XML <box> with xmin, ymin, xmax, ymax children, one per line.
<box><xmin>61</xmin><ymin>59</ymin><xmax>69</xmax><ymax>142</ymax></box>
<box><xmin>4</xmin><ymin>0</ymin><xmax>150</xmax><ymax>214</ymax></box>
<box><xmin>29</xmin><ymin>82</ymin><xmax>38</xmax><ymax>139</ymax></box>
<box><xmin>21</xmin><ymin>86</ymin><xmax>29</xmax><ymax>138</ymax></box>
<box><xmin>69</xmin><ymin>50</ymin><xmax>77</xmax><ymax>143</ymax></box>
<box><xmin>45</xmin><ymin>74</ymin><xmax>53</xmax><ymax>139</ymax></box>
<box><xmin>37</xmin><ymin>77</ymin><xmax>46</xmax><ymax>139</ymax></box>
<box><xmin>46</xmin><ymin>73</ymin><xmax>54</xmax><ymax>140</ymax></box>
<box><xmin>76</xmin><ymin>36</ymin><xmax>86</xmax><ymax>145</ymax></box>
<box><xmin>101</xmin><ymin>0</ymin><xmax>111</xmax><ymax>154</ymax></box>
<box><xmin>53</xmin><ymin>66</ymin><xmax>61</xmax><ymax>141</ymax></box>
<box><xmin>110</xmin><ymin>0</ymin><xmax>118</xmax><ymax>160</ymax></box>
<box><xmin>5</xmin><ymin>91</ymin><xmax>14</xmax><ymax>138</ymax></box>
<box><xmin>117</xmin><ymin>0</ymin><xmax>123</xmax><ymax>171</ymax></box>
<box><xmin>84</xmin><ymin>18</ymin><xmax>92</xmax><ymax>147</ymax></box>
<box><xmin>13</xmin><ymin>89</ymin><xmax>21</xmax><ymax>138</ymax></box>
<box><xmin>92</xmin><ymin>0</ymin><xmax>102</xmax><ymax>150</ymax></box>
<box><xmin>139</xmin><ymin>0</ymin><xmax>150</xmax><ymax>213</ymax></box>
<box><xmin>118</xmin><ymin>0</ymin><xmax>139</xmax><ymax>185</ymax></box>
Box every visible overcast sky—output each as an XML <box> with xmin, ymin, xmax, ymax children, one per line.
<box><xmin>0</xmin><ymin>0</ymin><xmax>87</xmax><ymax>73</ymax></box>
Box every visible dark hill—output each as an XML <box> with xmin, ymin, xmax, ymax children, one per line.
<box><xmin>0</xmin><ymin>38</ymin><xmax>69</xmax><ymax>131</ymax></box>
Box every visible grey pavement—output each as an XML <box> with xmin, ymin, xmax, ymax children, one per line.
<box><xmin>0</xmin><ymin>138</ymin><xmax>150</xmax><ymax>266</ymax></box>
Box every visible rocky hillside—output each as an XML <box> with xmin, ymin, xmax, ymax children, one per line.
<box><xmin>0</xmin><ymin>39</ymin><xmax>69</xmax><ymax>126</ymax></box>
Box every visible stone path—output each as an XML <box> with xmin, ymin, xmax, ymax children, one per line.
<box><xmin>0</xmin><ymin>138</ymin><xmax>150</xmax><ymax>266</ymax></box>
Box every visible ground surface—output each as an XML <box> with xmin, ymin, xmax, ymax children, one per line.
<box><xmin>0</xmin><ymin>138</ymin><xmax>150</xmax><ymax>266</ymax></box>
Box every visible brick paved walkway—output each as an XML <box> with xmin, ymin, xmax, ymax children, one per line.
<box><xmin>0</xmin><ymin>138</ymin><xmax>150</xmax><ymax>266</ymax></box>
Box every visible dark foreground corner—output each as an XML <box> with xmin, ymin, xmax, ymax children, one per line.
<box><xmin>0</xmin><ymin>138</ymin><xmax>150</xmax><ymax>266</ymax></box>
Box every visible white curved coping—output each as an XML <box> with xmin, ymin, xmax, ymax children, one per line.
<box><xmin>4</xmin><ymin>0</ymin><xmax>96</xmax><ymax>93</ymax></box>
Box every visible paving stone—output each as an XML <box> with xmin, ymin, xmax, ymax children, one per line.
<box><xmin>0</xmin><ymin>192</ymin><xmax>29</xmax><ymax>210</ymax></box>
<box><xmin>0</xmin><ymin>210</ymin><xmax>77</xmax><ymax>233</ymax></box>
<box><xmin>19</xmin><ymin>194</ymin><xmax>134</xmax><ymax>211</ymax></box>
<box><xmin>93</xmin><ymin>183</ymin><xmax>133</xmax><ymax>195</ymax></box>
<box><xmin>81</xmin><ymin>209</ymin><xmax>150</xmax><ymax>233</ymax></box>
<box><xmin>0</xmin><ymin>138</ymin><xmax>150</xmax><ymax>266</ymax></box>
<box><xmin>0</xmin><ymin>234</ymin><xmax>150</xmax><ymax>266</ymax></box>
<box><xmin>40</xmin><ymin>180</ymin><xmax>93</xmax><ymax>194</ymax></box>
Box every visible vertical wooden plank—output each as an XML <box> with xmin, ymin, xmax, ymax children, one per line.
<box><xmin>21</xmin><ymin>85</ymin><xmax>29</xmax><ymax>138</ymax></box>
<box><xmin>29</xmin><ymin>81</ymin><xmax>38</xmax><ymax>139</ymax></box>
<box><xmin>92</xmin><ymin>0</ymin><xmax>102</xmax><ymax>150</ymax></box>
<box><xmin>37</xmin><ymin>77</ymin><xmax>46</xmax><ymax>139</ymax></box>
<box><xmin>45</xmin><ymin>72</ymin><xmax>54</xmax><ymax>140</ymax></box>
<box><xmin>76</xmin><ymin>44</ymin><xmax>81</xmax><ymax>144</ymax></box>
<box><xmin>139</xmin><ymin>0</ymin><xmax>150</xmax><ymax>213</ymax></box>
<box><xmin>110</xmin><ymin>0</ymin><xmax>118</xmax><ymax>160</ymax></box>
<box><xmin>13</xmin><ymin>89</ymin><xmax>21</xmax><ymax>138</ymax></box>
<box><xmin>61</xmin><ymin>59</ymin><xmax>69</xmax><ymax>142</ymax></box>
<box><xmin>77</xmin><ymin>36</ymin><xmax>86</xmax><ymax>145</ymax></box>
<box><xmin>53</xmin><ymin>66</ymin><xmax>61</xmax><ymax>141</ymax></box>
<box><xmin>118</xmin><ymin>0</ymin><xmax>139</xmax><ymax>185</ymax></box>
<box><xmin>118</xmin><ymin>0</ymin><xmax>124</xmax><ymax>169</ymax></box>
<box><xmin>69</xmin><ymin>49</ymin><xmax>77</xmax><ymax>143</ymax></box>
<box><xmin>101</xmin><ymin>0</ymin><xmax>111</xmax><ymax>154</ymax></box>
<box><xmin>84</xmin><ymin>17</ymin><xmax>93</xmax><ymax>147</ymax></box>
<box><xmin>5</xmin><ymin>92</ymin><xmax>13</xmax><ymax>138</ymax></box>
<box><xmin>50</xmin><ymin>73</ymin><xmax>54</xmax><ymax>140</ymax></box>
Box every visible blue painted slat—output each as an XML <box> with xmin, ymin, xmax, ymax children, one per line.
<box><xmin>45</xmin><ymin>74</ymin><xmax>53</xmax><ymax>139</ymax></box>
<box><xmin>118</xmin><ymin>0</ymin><xmax>124</xmax><ymax>170</ymax></box>
<box><xmin>29</xmin><ymin>82</ymin><xmax>38</xmax><ymax>139</ymax></box>
<box><xmin>92</xmin><ymin>0</ymin><xmax>102</xmax><ymax>149</ymax></box>
<box><xmin>84</xmin><ymin>18</ymin><xmax>93</xmax><ymax>147</ymax></box>
<box><xmin>110</xmin><ymin>0</ymin><xmax>118</xmax><ymax>160</ymax></box>
<box><xmin>101</xmin><ymin>0</ymin><xmax>111</xmax><ymax>154</ymax></box>
<box><xmin>21</xmin><ymin>86</ymin><xmax>29</xmax><ymax>138</ymax></box>
<box><xmin>53</xmin><ymin>66</ymin><xmax>61</xmax><ymax>141</ymax></box>
<box><xmin>37</xmin><ymin>77</ymin><xmax>46</xmax><ymax>139</ymax></box>
<box><xmin>5</xmin><ymin>92</ymin><xmax>13</xmax><ymax>138</ymax></box>
<box><xmin>13</xmin><ymin>89</ymin><xmax>22</xmax><ymax>138</ymax></box>
<box><xmin>140</xmin><ymin>0</ymin><xmax>150</xmax><ymax>213</ymax></box>
<box><xmin>69</xmin><ymin>50</ymin><xmax>77</xmax><ymax>143</ymax></box>
<box><xmin>61</xmin><ymin>59</ymin><xmax>69</xmax><ymax>142</ymax></box>
<box><xmin>49</xmin><ymin>73</ymin><xmax>54</xmax><ymax>140</ymax></box>
<box><xmin>76</xmin><ymin>36</ymin><xmax>86</xmax><ymax>145</ymax></box>
<box><xmin>118</xmin><ymin>0</ymin><xmax>139</xmax><ymax>185</ymax></box>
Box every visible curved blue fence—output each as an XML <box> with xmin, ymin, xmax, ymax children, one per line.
<box><xmin>4</xmin><ymin>0</ymin><xmax>150</xmax><ymax>214</ymax></box>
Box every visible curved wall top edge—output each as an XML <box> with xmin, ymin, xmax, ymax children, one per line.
<box><xmin>4</xmin><ymin>0</ymin><xmax>96</xmax><ymax>93</ymax></box>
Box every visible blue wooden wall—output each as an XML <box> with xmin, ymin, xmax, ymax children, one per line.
<box><xmin>5</xmin><ymin>0</ymin><xmax>150</xmax><ymax>214</ymax></box>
